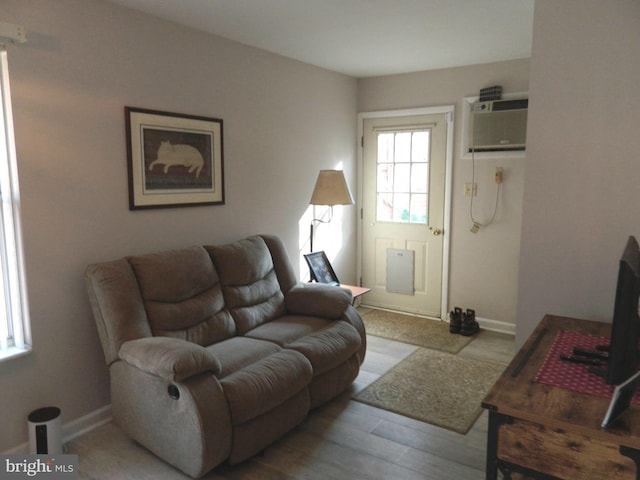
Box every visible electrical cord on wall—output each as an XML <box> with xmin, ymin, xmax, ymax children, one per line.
<box><xmin>469</xmin><ymin>148</ymin><xmax>501</xmax><ymax>233</ymax></box>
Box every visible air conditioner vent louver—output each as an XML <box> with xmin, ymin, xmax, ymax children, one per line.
<box><xmin>490</xmin><ymin>98</ymin><xmax>528</xmax><ymax>111</ymax></box>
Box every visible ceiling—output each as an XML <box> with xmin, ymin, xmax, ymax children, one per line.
<box><xmin>106</xmin><ymin>0</ymin><xmax>535</xmax><ymax>78</ymax></box>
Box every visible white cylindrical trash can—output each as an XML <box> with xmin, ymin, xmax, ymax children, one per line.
<box><xmin>28</xmin><ymin>406</ymin><xmax>62</xmax><ymax>454</ymax></box>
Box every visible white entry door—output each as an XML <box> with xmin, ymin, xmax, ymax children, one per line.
<box><xmin>361</xmin><ymin>112</ymin><xmax>449</xmax><ymax>317</ymax></box>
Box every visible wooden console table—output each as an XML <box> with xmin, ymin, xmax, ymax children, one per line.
<box><xmin>482</xmin><ymin>314</ymin><xmax>640</xmax><ymax>480</ymax></box>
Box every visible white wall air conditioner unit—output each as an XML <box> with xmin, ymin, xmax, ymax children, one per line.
<box><xmin>469</xmin><ymin>98</ymin><xmax>528</xmax><ymax>152</ymax></box>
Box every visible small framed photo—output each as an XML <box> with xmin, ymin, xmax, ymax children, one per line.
<box><xmin>125</xmin><ymin>107</ymin><xmax>224</xmax><ymax>210</ymax></box>
<box><xmin>304</xmin><ymin>251</ymin><xmax>340</xmax><ymax>286</ymax></box>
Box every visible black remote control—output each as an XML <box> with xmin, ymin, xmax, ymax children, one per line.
<box><xmin>560</xmin><ymin>354</ymin><xmax>603</xmax><ymax>366</ymax></box>
<box><xmin>572</xmin><ymin>346</ymin><xmax>609</xmax><ymax>360</ymax></box>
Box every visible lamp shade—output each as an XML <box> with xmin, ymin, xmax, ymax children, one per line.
<box><xmin>309</xmin><ymin>170</ymin><xmax>354</xmax><ymax>206</ymax></box>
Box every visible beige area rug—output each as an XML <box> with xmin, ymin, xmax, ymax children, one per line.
<box><xmin>362</xmin><ymin>309</ymin><xmax>474</xmax><ymax>354</ymax></box>
<box><xmin>354</xmin><ymin>348</ymin><xmax>505</xmax><ymax>434</ymax></box>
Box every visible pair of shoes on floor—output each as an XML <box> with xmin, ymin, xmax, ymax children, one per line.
<box><xmin>449</xmin><ymin>307</ymin><xmax>480</xmax><ymax>336</ymax></box>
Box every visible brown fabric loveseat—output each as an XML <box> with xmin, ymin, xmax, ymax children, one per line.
<box><xmin>85</xmin><ymin>234</ymin><xmax>366</xmax><ymax>477</ymax></box>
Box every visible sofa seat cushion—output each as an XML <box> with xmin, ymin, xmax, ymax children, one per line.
<box><xmin>206</xmin><ymin>337</ymin><xmax>281</xmax><ymax>379</ymax></box>
<box><xmin>243</xmin><ymin>314</ymin><xmax>330</xmax><ymax>346</ymax></box>
<box><xmin>285</xmin><ymin>321</ymin><xmax>362</xmax><ymax>376</ymax></box>
<box><xmin>220</xmin><ymin>349</ymin><xmax>312</xmax><ymax>425</ymax></box>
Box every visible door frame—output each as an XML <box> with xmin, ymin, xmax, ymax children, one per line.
<box><xmin>357</xmin><ymin>105</ymin><xmax>454</xmax><ymax>320</ymax></box>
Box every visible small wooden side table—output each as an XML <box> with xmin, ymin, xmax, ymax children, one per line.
<box><xmin>341</xmin><ymin>284</ymin><xmax>371</xmax><ymax>305</ymax></box>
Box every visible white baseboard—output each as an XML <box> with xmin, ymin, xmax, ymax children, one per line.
<box><xmin>63</xmin><ymin>405</ymin><xmax>112</xmax><ymax>443</ymax></box>
<box><xmin>4</xmin><ymin>404</ymin><xmax>112</xmax><ymax>454</ymax></box>
<box><xmin>477</xmin><ymin>317</ymin><xmax>516</xmax><ymax>336</ymax></box>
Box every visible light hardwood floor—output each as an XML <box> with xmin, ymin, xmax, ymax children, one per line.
<box><xmin>68</xmin><ymin>315</ymin><xmax>515</xmax><ymax>479</ymax></box>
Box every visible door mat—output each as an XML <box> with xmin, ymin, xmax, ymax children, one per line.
<box><xmin>354</xmin><ymin>348</ymin><xmax>505</xmax><ymax>434</ymax></box>
<box><xmin>362</xmin><ymin>309</ymin><xmax>475</xmax><ymax>354</ymax></box>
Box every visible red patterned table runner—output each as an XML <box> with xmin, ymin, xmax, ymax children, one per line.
<box><xmin>535</xmin><ymin>330</ymin><xmax>640</xmax><ymax>404</ymax></box>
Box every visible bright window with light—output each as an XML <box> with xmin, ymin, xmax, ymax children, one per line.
<box><xmin>0</xmin><ymin>46</ymin><xmax>31</xmax><ymax>361</ymax></box>
<box><xmin>376</xmin><ymin>130</ymin><xmax>430</xmax><ymax>223</ymax></box>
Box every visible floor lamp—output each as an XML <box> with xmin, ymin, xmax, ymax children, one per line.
<box><xmin>309</xmin><ymin>170</ymin><xmax>354</xmax><ymax>252</ymax></box>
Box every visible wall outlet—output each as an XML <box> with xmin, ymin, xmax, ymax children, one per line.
<box><xmin>464</xmin><ymin>182</ymin><xmax>477</xmax><ymax>197</ymax></box>
<box><xmin>495</xmin><ymin>167</ymin><xmax>504</xmax><ymax>184</ymax></box>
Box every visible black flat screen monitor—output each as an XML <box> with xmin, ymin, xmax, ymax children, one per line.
<box><xmin>602</xmin><ymin>236</ymin><xmax>640</xmax><ymax>385</ymax></box>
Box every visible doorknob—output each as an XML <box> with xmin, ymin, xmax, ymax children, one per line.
<box><xmin>429</xmin><ymin>227</ymin><xmax>443</xmax><ymax>236</ymax></box>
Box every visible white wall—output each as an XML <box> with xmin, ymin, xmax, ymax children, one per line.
<box><xmin>517</xmin><ymin>0</ymin><xmax>640</xmax><ymax>346</ymax></box>
<box><xmin>0</xmin><ymin>0</ymin><xmax>357</xmax><ymax>451</ymax></box>
<box><xmin>358</xmin><ymin>59</ymin><xmax>530</xmax><ymax>328</ymax></box>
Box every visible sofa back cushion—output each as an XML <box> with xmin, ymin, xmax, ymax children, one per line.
<box><xmin>128</xmin><ymin>246</ymin><xmax>235</xmax><ymax>346</ymax></box>
<box><xmin>260</xmin><ymin>234</ymin><xmax>298</xmax><ymax>293</ymax></box>
<box><xmin>206</xmin><ymin>236</ymin><xmax>286</xmax><ymax>334</ymax></box>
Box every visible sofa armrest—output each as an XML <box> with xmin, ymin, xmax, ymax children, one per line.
<box><xmin>119</xmin><ymin>337</ymin><xmax>222</xmax><ymax>382</ymax></box>
<box><xmin>285</xmin><ymin>283</ymin><xmax>352</xmax><ymax>319</ymax></box>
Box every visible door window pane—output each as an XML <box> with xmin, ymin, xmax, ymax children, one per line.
<box><xmin>394</xmin><ymin>132</ymin><xmax>411</xmax><ymax>162</ymax></box>
<box><xmin>393</xmin><ymin>193</ymin><xmax>410</xmax><ymax>222</ymax></box>
<box><xmin>377</xmin><ymin>192</ymin><xmax>393</xmax><ymax>222</ymax></box>
<box><xmin>377</xmin><ymin>133</ymin><xmax>394</xmax><ymax>163</ymax></box>
<box><xmin>412</xmin><ymin>132</ymin><xmax>429</xmax><ymax>162</ymax></box>
<box><xmin>393</xmin><ymin>163</ymin><xmax>411</xmax><ymax>192</ymax></box>
<box><xmin>377</xmin><ymin>164</ymin><xmax>393</xmax><ymax>192</ymax></box>
<box><xmin>411</xmin><ymin>163</ymin><xmax>428</xmax><ymax>193</ymax></box>
<box><xmin>410</xmin><ymin>194</ymin><xmax>427</xmax><ymax>223</ymax></box>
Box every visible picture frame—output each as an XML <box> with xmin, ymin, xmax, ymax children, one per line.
<box><xmin>125</xmin><ymin>107</ymin><xmax>224</xmax><ymax>210</ymax></box>
<box><xmin>304</xmin><ymin>251</ymin><xmax>340</xmax><ymax>286</ymax></box>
